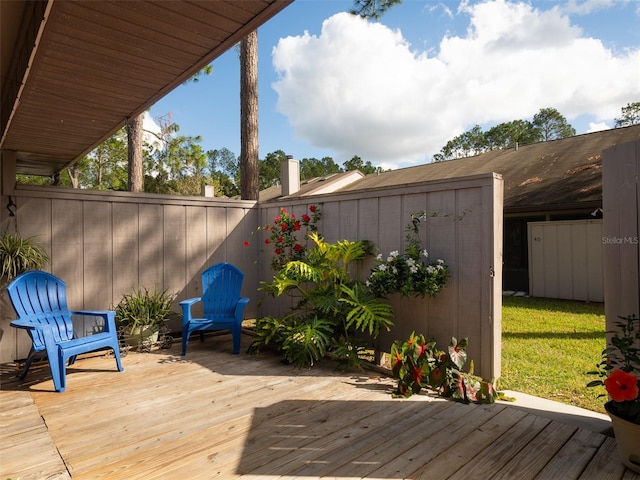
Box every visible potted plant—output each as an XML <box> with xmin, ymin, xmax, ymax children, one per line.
<box><xmin>0</xmin><ymin>232</ymin><xmax>49</xmax><ymax>289</ymax></box>
<box><xmin>114</xmin><ymin>286</ymin><xmax>176</xmax><ymax>348</ymax></box>
<box><xmin>588</xmin><ymin>314</ymin><xmax>640</xmax><ymax>473</ymax></box>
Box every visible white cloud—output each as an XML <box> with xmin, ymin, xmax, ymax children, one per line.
<box><xmin>587</xmin><ymin>121</ymin><xmax>611</xmax><ymax>132</ymax></box>
<box><xmin>272</xmin><ymin>1</ymin><xmax>640</xmax><ymax>168</ymax></box>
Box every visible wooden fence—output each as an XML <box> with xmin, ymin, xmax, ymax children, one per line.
<box><xmin>602</xmin><ymin>139</ymin><xmax>640</xmax><ymax>332</ymax></box>
<box><xmin>1</xmin><ymin>173</ymin><xmax>504</xmax><ymax>380</ymax></box>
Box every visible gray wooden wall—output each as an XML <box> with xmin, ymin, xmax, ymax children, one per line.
<box><xmin>1</xmin><ymin>173</ymin><xmax>503</xmax><ymax>380</ymax></box>
<box><xmin>258</xmin><ymin>173</ymin><xmax>504</xmax><ymax>380</ymax></box>
<box><xmin>602</xmin><ymin>139</ymin><xmax>640</xmax><ymax>332</ymax></box>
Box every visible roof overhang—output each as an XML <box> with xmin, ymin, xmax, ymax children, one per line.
<box><xmin>1</xmin><ymin>0</ymin><xmax>292</xmax><ymax>177</ymax></box>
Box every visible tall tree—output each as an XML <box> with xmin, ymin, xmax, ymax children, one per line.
<box><xmin>343</xmin><ymin>155</ymin><xmax>382</xmax><ymax>174</ymax></box>
<box><xmin>240</xmin><ymin>30</ymin><xmax>259</xmax><ymax>200</ymax></box>
<box><xmin>351</xmin><ymin>0</ymin><xmax>402</xmax><ymax>18</ymax></box>
<box><xmin>532</xmin><ymin>107</ymin><xmax>575</xmax><ymax>141</ymax></box>
<box><xmin>300</xmin><ymin>156</ymin><xmax>343</xmax><ymax>179</ymax></box>
<box><xmin>127</xmin><ymin>115</ymin><xmax>144</xmax><ymax>191</ymax></box>
<box><xmin>614</xmin><ymin>101</ymin><xmax>640</xmax><ymax>127</ymax></box>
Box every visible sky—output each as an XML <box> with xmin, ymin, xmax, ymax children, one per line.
<box><xmin>148</xmin><ymin>0</ymin><xmax>640</xmax><ymax>170</ymax></box>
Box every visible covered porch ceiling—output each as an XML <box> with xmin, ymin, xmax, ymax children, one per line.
<box><xmin>0</xmin><ymin>0</ymin><xmax>292</xmax><ymax>177</ymax></box>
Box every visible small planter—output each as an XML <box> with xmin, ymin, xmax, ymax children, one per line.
<box><xmin>607</xmin><ymin>404</ymin><xmax>640</xmax><ymax>473</ymax></box>
<box><xmin>123</xmin><ymin>324</ymin><xmax>160</xmax><ymax>347</ymax></box>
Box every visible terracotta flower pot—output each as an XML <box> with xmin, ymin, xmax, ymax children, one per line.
<box><xmin>606</xmin><ymin>404</ymin><xmax>640</xmax><ymax>473</ymax></box>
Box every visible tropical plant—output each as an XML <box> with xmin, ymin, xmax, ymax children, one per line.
<box><xmin>588</xmin><ymin>314</ymin><xmax>640</xmax><ymax>424</ymax></box>
<box><xmin>251</xmin><ymin>232</ymin><xmax>394</xmax><ymax>368</ymax></box>
<box><xmin>390</xmin><ymin>332</ymin><xmax>498</xmax><ymax>404</ymax></box>
<box><xmin>0</xmin><ymin>232</ymin><xmax>49</xmax><ymax>289</ymax></box>
<box><xmin>367</xmin><ymin>211</ymin><xmax>449</xmax><ymax>298</ymax></box>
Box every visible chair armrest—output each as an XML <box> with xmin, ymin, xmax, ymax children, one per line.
<box><xmin>180</xmin><ymin>297</ymin><xmax>202</xmax><ymax>323</ymax></box>
<box><xmin>70</xmin><ymin>310</ymin><xmax>117</xmax><ymax>332</ymax></box>
<box><xmin>235</xmin><ymin>297</ymin><xmax>250</xmax><ymax>319</ymax></box>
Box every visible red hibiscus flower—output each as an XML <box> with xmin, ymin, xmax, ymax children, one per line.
<box><xmin>302</xmin><ymin>214</ymin><xmax>311</xmax><ymax>223</ymax></box>
<box><xmin>281</xmin><ymin>223</ymin><xmax>288</xmax><ymax>232</ymax></box>
<box><xmin>309</xmin><ymin>205</ymin><xmax>316</xmax><ymax>212</ymax></box>
<box><xmin>274</xmin><ymin>215</ymin><xmax>281</xmax><ymax>223</ymax></box>
<box><xmin>274</xmin><ymin>248</ymin><xmax>281</xmax><ymax>255</ymax></box>
<box><xmin>605</xmin><ymin>369</ymin><xmax>639</xmax><ymax>402</ymax></box>
<box><xmin>278</xmin><ymin>236</ymin><xmax>284</xmax><ymax>243</ymax></box>
<box><xmin>294</xmin><ymin>221</ymin><xmax>301</xmax><ymax>231</ymax></box>
<box><xmin>264</xmin><ymin>238</ymin><xmax>271</xmax><ymax>244</ymax></box>
<box><xmin>243</xmin><ymin>241</ymin><xmax>249</xmax><ymax>247</ymax></box>
<box><xmin>294</xmin><ymin>243</ymin><xmax>303</xmax><ymax>253</ymax></box>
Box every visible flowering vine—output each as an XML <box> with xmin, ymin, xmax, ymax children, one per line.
<box><xmin>245</xmin><ymin>205</ymin><xmax>321</xmax><ymax>271</ymax></box>
<box><xmin>367</xmin><ymin>211</ymin><xmax>449</xmax><ymax>298</ymax></box>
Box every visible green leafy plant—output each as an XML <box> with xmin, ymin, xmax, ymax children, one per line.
<box><xmin>114</xmin><ymin>286</ymin><xmax>176</xmax><ymax>332</ymax></box>
<box><xmin>251</xmin><ymin>232</ymin><xmax>394</xmax><ymax>368</ymax></box>
<box><xmin>588</xmin><ymin>314</ymin><xmax>640</xmax><ymax>424</ymax></box>
<box><xmin>390</xmin><ymin>332</ymin><xmax>498</xmax><ymax>404</ymax></box>
<box><xmin>0</xmin><ymin>232</ymin><xmax>49</xmax><ymax>289</ymax></box>
<box><xmin>367</xmin><ymin>211</ymin><xmax>449</xmax><ymax>298</ymax></box>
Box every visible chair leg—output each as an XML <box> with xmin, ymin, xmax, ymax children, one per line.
<box><xmin>231</xmin><ymin>324</ymin><xmax>242</xmax><ymax>355</ymax></box>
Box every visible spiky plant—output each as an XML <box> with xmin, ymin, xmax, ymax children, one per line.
<box><xmin>0</xmin><ymin>233</ymin><xmax>49</xmax><ymax>289</ymax></box>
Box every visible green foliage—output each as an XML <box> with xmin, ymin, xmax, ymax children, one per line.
<box><xmin>390</xmin><ymin>332</ymin><xmax>498</xmax><ymax>403</ymax></box>
<box><xmin>251</xmin><ymin>225</ymin><xmax>394</xmax><ymax>369</ymax></box>
<box><xmin>259</xmin><ymin>150</ymin><xmax>288</xmax><ymax>190</ymax></box>
<box><xmin>433</xmin><ymin>107</ymin><xmax>576</xmax><ymax>161</ymax></box>
<box><xmin>0</xmin><ymin>233</ymin><xmax>50</xmax><ymax>288</ymax></box>
<box><xmin>614</xmin><ymin>101</ymin><xmax>640</xmax><ymax>128</ymax></box>
<box><xmin>367</xmin><ymin>211</ymin><xmax>449</xmax><ymax>298</ymax></box>
<box><xmin>300</xmin><ymin>156</ymin><xmax>343</xmax><ymax>179</ymax></box>
<box><xmin>350</xmin><ymin>0</ymin><xmax>403</xmax><ymax>19</ymax></box>
<box><xmin>114</xmin><ymin>286</ymin><xmax>176</xmax><ymax>331</ymax></box>
<box><xmin>342</xmin><ymin>155</ymin><xmax>384</xmax><ymax>174</ymax></box>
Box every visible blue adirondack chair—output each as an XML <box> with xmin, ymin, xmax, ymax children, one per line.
<box><xmin>7</xmin><ymin>270</ymin><xmax>124</xmax><ymax>392</ymax></box>
<box><xmin>180</xmin><ymin>263</ymin><xmax>249</xmax><ymax>355</ymax></box>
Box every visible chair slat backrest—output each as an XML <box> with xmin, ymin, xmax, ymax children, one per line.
<box><xmin>7</xmin><ymin>271</ymin><xmax>74</xmax><ymax>350</ymax></box>
<box><xmin>201</xmin><ymin>263</ymin><xmax>243</xmax><ymax>317</ymax></box>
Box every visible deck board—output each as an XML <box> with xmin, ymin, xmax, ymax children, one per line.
<box><xmin>1</xmin><ymin>333</ymin><xmax>639</xmax><ymax>480</ymax></box>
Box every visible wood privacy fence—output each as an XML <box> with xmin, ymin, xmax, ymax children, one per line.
<box><xmin>602</xmin><ymin>139</ymin><xmax>640</xmax><ymax>332</ymax></box>
<box><xmin>1</xmin><ymin>173</ymin><xmax>504</xmax><ymax>380</ymax></box>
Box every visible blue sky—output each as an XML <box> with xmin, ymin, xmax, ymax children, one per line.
<box><xmin>148</xmin><ymin>0</ymin><xmax>640</xmax><ymax>170</ymax></box>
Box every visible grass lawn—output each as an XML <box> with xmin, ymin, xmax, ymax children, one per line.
<box><xmin>498</xmin><ymin>295</ymin><xmax>606</xmax><ymax>414</ymax></box>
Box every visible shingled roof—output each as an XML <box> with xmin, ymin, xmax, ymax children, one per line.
<box><xmin>337</xmin><ymin>125</ymin><xmax>640</xmax><ymax>213</ymax></box>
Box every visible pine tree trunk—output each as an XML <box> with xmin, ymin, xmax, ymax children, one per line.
<box><xmin>240</xmin><ymin>30</ymin><xmax>259</xmax><ymax>200</ymax></box>
<box><xmin>128</xmin><ymin>114</ymin><xmax>144</xmax><ymax>192</ymax></box>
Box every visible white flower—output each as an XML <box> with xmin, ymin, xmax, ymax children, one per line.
<box><xmin>437</xmin><ymin>264</ymin><xmax>443</xmax><ymax>271</ymax></box>
<box><xmin>390</xmin><ymin>250</ymin><xmax>399</xmax><ymax>257</ymax></box>
<box><xmin>378</xmin><ymin>264</ymin><xmax>387</xmax><ymax>272</ymax></box>
<box><xmin>406</xmin><ymin>258</ymin><xmax>416</xmax><ymax>268</ymax></box>
<box><xmin>409</xmin><ymin>266</ymin><xmax>418</xmax><ymax>274</ymax></box>
<box><xmin>437</xmin><ymin>259</ymin><xmax>445</xmax><ymax>265</ymax></box>
<box><xmin>422</xmin><ymin>249</ymin><xmax>429</xmax><ymax>258</ymax></box>
<box><xmin>365</xmin><ymin>280</ymin><xmax>371</xmax><ymax>287</ymax></box>
<box><xmin>392</xmin><ymin>267</ymin><xmax>398</xmax><ymax>275</ymax></box>
<box><xmin>427</xmin><ymin>266</ymin><xmax>435</xmax><ymax>274</ymax></box>
<box><xmin>376</xmin><ymin>253</ymin><xmax>383</xmax><ymax>261</ymax></box>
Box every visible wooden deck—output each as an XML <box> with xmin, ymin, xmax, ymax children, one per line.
<box><xmin>1</xmin><ymin>332</ymin><xmax>639</xmax><ymax>480</ymax></box>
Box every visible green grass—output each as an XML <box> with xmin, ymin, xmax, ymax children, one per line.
<box><xmin>498</xmin><ymin>296</ymin><xmax>606</xmax><ymax>413</ymax></box>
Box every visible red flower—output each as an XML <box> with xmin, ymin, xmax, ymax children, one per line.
<box><xmin>294</xmin><ymin>221</ymin><xmax>301</xmax><ymax>231</ymax></box>
<box><xmin>274</xmin><ymin>248</ymin><xmax>281</xmax><ymax>255</ymax></box>
<box><xmin>281</xmin><ymin>208</ymin><xmax>288</xmax><ymax>213</ymax></box>
<box><xmin>302</xmin><ymin>214</ymin><xmax>311</xmax><ymax>223</ymax></box>
<box><xmin>278</xmin><ymin>236</ymin><xmax>284</xmax><ymax>243</ymax></box>
<box><xmin>264</xmin><ymin>239</ymin><xmax>271</xmax><ymax>244</ymax></box>
<box><xmin>274</xmin><ymin>216</ymin><xmax>281</xmax><ymax>223</ymax></box>
<box><xmin>294</xmin><ymin>243</ymin><xmax>303</xmax><ymax>253</ymax></box>
<box><xmin>309</xmin><ymin>205</ymin><xmax>316</xmax><ymax>212</ymax></box>
<box><xmin>605</xmin><ymin>370</ymin><xmax>639</xmax><ymax>402</ymax></box>
<box><xmin>243</xmin><ymin>241</ymin><xmax>249</xmax><ymax>247</ymax></box>
<box><xmin>281</xmin><ymin>223</ymin><xmax>288</xmax><ymax>232</ymax></box>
